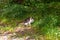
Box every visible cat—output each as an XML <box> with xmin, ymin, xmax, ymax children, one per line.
<box><xmin>23</xmin><ymin>17</ymin><xmax>34</xmax><ymax>26</ymax></box>
<box><xmin>17</xmin><ymin>17</ymin><xmax>34</xmax><ymax>27</ymax></box>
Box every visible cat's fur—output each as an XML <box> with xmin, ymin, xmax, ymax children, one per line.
<box><xmin>17</xmin><ymin>17</ymin><xmax>34</xmax><ymax>27</ymax></box>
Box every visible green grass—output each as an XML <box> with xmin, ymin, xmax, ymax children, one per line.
<box><xmin>0</xmin><ymin>0</ymin><xmax>60</xmax><ymax>40</ymax></box>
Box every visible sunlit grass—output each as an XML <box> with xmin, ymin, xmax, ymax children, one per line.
<box><xmin>0</xmin><ymin>26</ymin><xmax>14</xmax><ymax>32</ymax></box>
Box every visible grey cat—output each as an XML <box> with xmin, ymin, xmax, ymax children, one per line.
<box><xmin>23</xmin><ymin>17</ymin><xmax>34</xmax><ymax>26</ymax></box>
<box><xmin>17</xmin><ymin>17</ymin><xmax>34</xmax><ymax>27</ymax></box>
